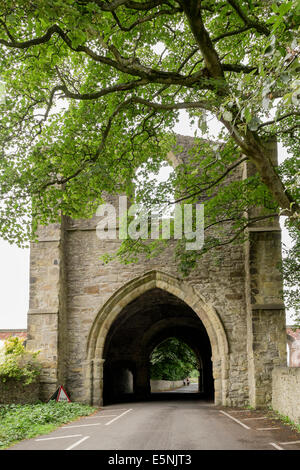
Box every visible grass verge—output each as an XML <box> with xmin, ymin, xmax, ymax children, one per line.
<box><xmin>0</xmin><ymin>401</ymin><xmax>97</xmax><ymax>449</ymax></box>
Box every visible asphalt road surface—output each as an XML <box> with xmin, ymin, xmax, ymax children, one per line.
<box><xmin>8</xmin><ymin>396</ymin><xmax>300</xmax><ymax>451</ymax></box>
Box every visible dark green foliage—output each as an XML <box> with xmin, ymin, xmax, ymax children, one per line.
<box><xmin>150</xmin><ymin>337</ymin><xmax>198</xmax><ymax>381</ymax></box>
<box><xmin>0</xmin><ymin>0</ymin><xmax>298</xmax><ymax>320</ymax></box>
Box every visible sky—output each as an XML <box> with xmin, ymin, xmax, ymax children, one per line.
<box><xmin>0</xmin><ymin>111</ymin><xmax>296</xmax><ymax>330</ymax></box>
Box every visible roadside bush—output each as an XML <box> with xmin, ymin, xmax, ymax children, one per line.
<box><xmin>0</xmin><ymin>336</ymin><xmax>41</xmax><ymax>385</ymax></box>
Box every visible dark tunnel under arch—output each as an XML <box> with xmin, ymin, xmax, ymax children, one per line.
<box><xmin>102</xmin><ymin>287</ymin><xmax>214</xmax><ymax>404</ymax></box>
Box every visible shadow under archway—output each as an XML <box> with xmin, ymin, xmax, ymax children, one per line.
<box><xmin>103</xmin><ymin>288</ymin><xmax>214</xmax><ymax>405</ymax></box>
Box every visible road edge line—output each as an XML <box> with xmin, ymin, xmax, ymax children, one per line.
<box><xmin>105</xmin><ymin>408</ymin><xmax>132</xmax><ymax>426</ymax></box>
<box><xmin>35</xmin><ymin>434</ymin><xmax>82</xmax><ymax>441</ymax></box>
<box><xmin>65</xmin><ymin>435</ymin><xmax>90</xmax><ymax>450</ymax></box>
<box><xmin>219</xmin><ymin>410</ymin><xmax>251</xmax><ymax>430</ymax></box>
<box><xmin>269</xmin><ymin>442</ymin><xmax>284</xmax><ymax>450</ymax></box>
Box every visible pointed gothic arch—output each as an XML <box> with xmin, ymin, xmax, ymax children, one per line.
<box><xmin>85</xmin><ymin>270</ymin><xmax>229</xmax><ymax>406</ymax></box>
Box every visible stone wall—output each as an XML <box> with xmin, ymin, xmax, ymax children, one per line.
<box><xmin>272</xmin><ymin>367</ymin><xmax>300</xmax><ymax>425</ymax></box>
<box><xmin>150</xmin><ymin>380</ymin><xmax>184</xmax><ymax>392</ymax></box>
<box><xmin>0</xmin><ymin>379</ymin><xmax>40</xmax><ymax>404</ymax></box>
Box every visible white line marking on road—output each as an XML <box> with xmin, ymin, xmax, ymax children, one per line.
<box><xmin>65</xmin><ymin>435</ymin><xmax>90</xmax><ymax>450</ymax></box>
<box><xmin>243</xmin><ymin>417</ymin><xmax>268</xmax><ymax>420</ymax></box>
<box><xmin>86</xmin><ymin>415</ymin><xmax>118</xmax><ymax>418</ymax></box>
<box><xmin>256</xmin><ymin>427</ymin><xmax>281</xmax><ymax>431</ymax></box>
<box><xmin>105</xmin><ymin>408</ymin><xmax>132</xmax><ymax>426</ymax></box>
<box><xmin>279</xmin><ymin>440</ymin><xmax>300</xmax><ymax>445</ymax></box>
<box><xmin>269</xmin><ymin>442</ymin><xmax>284</xmax><ymax>450</ymax></box>
<box><xmin>64</xmin><ymin>423</ymin><xmax>102</xmax><ymax>428</ymax></box>
<box><xmin>219</xmin><ymin>411</ymin><xmax>251</xmax><ymax>430</ymax></box>
<box><xmin>35</xmin><ymin>434</ymin><xmax>82</xmax><ymax>441</ymax></box>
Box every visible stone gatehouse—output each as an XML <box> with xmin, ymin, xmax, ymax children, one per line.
<box><xmin>26</xmin><ymin>135</ymin><xmax>287</xmax><ymax>408</ymax></box>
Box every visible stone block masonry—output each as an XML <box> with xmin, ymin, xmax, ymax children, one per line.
<box><xmin>0</xmin><ymin>379</ymin><xmax>40</xmax><ymax>405</ymax></box>
<box><xmin>272</xmin><ymin>367</ymin><xmax>300</xmax><ymax>425</ymax></box>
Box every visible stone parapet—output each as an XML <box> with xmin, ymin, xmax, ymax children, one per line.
<box><xmin>272</xmin><ymin>367</ymin><xmax>300</xmax><ymax>424</ymax></box>
<box><xmin>150</xmin><ymin>380</ymin><xmax>184</xmax><ymax>392</ymax></box>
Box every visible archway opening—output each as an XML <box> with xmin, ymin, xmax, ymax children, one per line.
<box><xmin>149</xmin><ymin>337</ymin><xmax>202</xmax><ymax>394</ymax></box>
<box><xmin>102</xmin><ymin>287</ymin><xmax>214</xmax><ymax>405</ymax></box>
<box><xmin>104</xmin><ymin>361</ymin><xmax>134</xmax><ymax>402</ymax></box>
